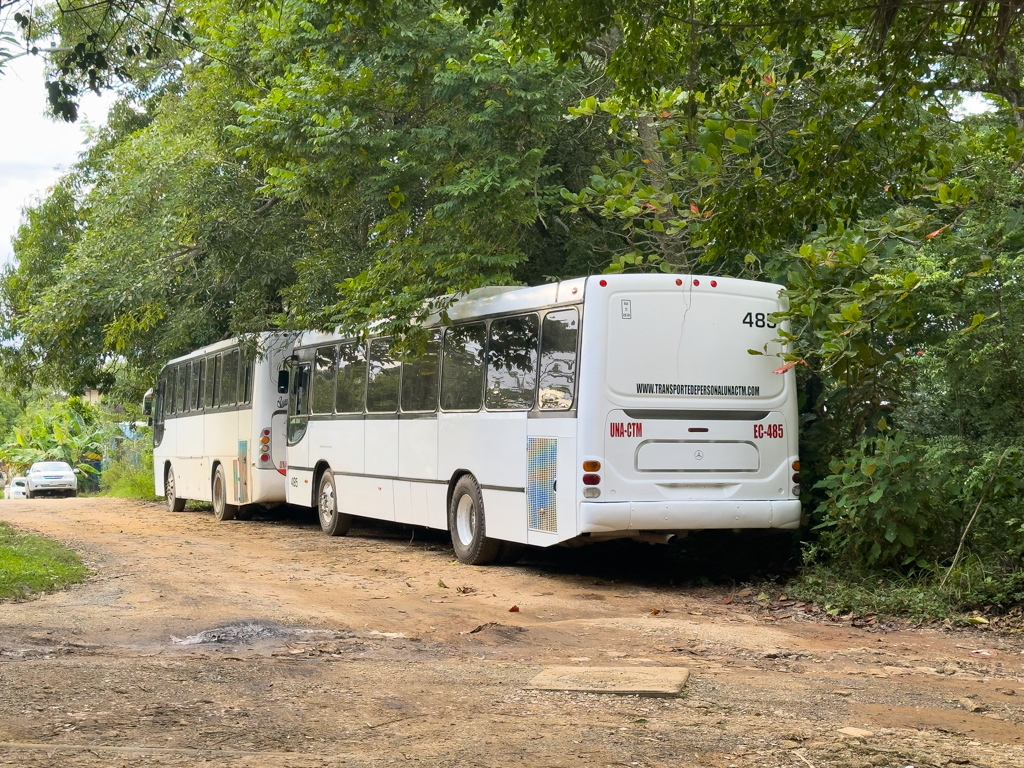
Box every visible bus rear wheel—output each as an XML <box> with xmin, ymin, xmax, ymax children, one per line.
<box><xmin>166</xmin><ymin>467</ymin><xmax>186</xmax><ymax>512</ymax></box>
<box><xmin>449</xmin><ymin>475</ymin><xmax>500</xmax><ymax>565</ymax></box>
<box><xmin>318</xmin><ymin>470</ymin><xmax>351</xmax><ymax>537</ymax></box>
<box><xmin>212</xmin><ymin>465</ymin><xmax>237</xmax><ymax>521</ymax></box>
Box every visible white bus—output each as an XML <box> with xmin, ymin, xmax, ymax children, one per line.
<box><xmin>151</xmin><ymin>332</ymin><xmax>297</xmax><ymax>519</ymax></box>
<box><xmin>283</xmin><ymin>274</ymin><xmax>800</xmax><ymax>564</ymax></box>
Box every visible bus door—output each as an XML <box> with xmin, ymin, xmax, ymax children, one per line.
<box><xmin>287</xmin><ymin>361</ymin><xmax>311</xmax><ymax>485</ymax></box>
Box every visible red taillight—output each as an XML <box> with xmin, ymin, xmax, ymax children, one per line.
<box><xmin>582</xmin><ymin>474</ymin><xmax>601</xmax><ymax>486</ymax></box>
<box><xmin>688</xmin><ymin>427</ymin><xmax>708</xmax><ymax>433</ymax></box>
<box><xmin>260</xmin><ymin>454</ymin><xmax>270</xmax><ymax>462</ymax></box>
<box><xmin>792</xmin><ymin>473</ymin><xmax>801</xmax><ymax>484</ymax></box>
<box><xmin>262</xmin><ymin>428</ymin><xmax>270</xmax><ymax>437</ymax></box>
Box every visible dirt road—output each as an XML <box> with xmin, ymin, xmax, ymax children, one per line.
<box><xmin>0</xmin><ymin>498</ymin><xmax>1021</xmax><ymax>767</ymax></box>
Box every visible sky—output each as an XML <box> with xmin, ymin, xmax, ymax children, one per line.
<box><xmin>0</xmin><ymin>52</ymin><xmax>116</xmax><ymax>267</ymax></box>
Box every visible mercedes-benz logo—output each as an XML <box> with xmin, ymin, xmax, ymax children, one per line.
<box><xmin>694</xmin><ymin>450</ymin><xmax>704</xmax><ymax>460</ymax></box>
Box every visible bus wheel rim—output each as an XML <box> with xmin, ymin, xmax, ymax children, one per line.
<box><xmin>319</xmin><ymin>482</ymin><xmax>335</xmax><ymax>524</ymax></box>
<box><xmin>456</xmin><ymin>494</ymin><xmax>475</xmax><ymax>546</ymax></box>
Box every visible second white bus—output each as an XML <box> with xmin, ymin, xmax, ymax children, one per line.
<box><xmin>152</xmin><ymin>332</ymin><xmax>297</xmax><ymax>519</ymax></box>
<box><xmin>283</xmin><ymin>274</ymin><xmax>800</xmax><ymax>564</ymax></box>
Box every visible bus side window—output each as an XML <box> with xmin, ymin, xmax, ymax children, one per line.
<box><xmin>175</xmin><ymin>365</ymin><xmax>187</xmax><ymax>414</ymax></box>
<box><xmin>242</xmin><ymin>354</ymin><xmax>254</xmax><ymax>405</ymax></box>
<box><xmin>154</xmin><ymin>376</ymin><xmax>166</xmax><ymax>444</ymax></box>
<box><xmin>538</xmin><ymin>308</ymin><xmax>579</xmax><ymax>410</ymax></box>
<box><xmin>213</xmin><ymin>353</ymin><xmax>224</xmax><ymax>408</ymax></box>
<box><xmin>486</xmin><ymin>315</ymin><xmax>538</xmax><ymax>410</ymax></box>
<box><xmin>366</xmin><ymin>338</ymin><xmax>400</xmax><ymax>413</ymax></box>
<box><xmin>205</xmin><ymin>355</ymin><xmax>218</xmax><ymax>409</ymax></box>
<box><xmin>336</xmin><ymin>342</ymin><xmax>367</xmax><ymax>413</ymax></box>
<box><xmin>441</xmin><ymin>323</ymin><xmax>485</xmax><ymax>411</ymax></box>
<box><xmin>190</xmin><ymin>361</ymin><xmax>201</xmax><ymax>411</ymax></box>
<box><xmin>198</xmin><ymin>358</ymin><xmax>207</xmax><ymax>409</ymax></box>
<box><xmin>401</xmin><ymin>332</ymin><xmax>440</xmax><ymax>412</ymax></box>
<box><xmin>222</xmin><ymin>350</ymin><xmax>239</xmax><ymax>406</ymax></box>
<box><xmin>183</xmin><ymin>362</ymin><xmax>192</xmax><ymax>413</ymax></box>
<box><xmin>312</xmin><ymin>345</ymin><xmax>337</xmax><ymax>414</ymax></box>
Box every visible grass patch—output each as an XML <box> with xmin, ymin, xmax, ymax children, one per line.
<box><xmin>0</xmin><ymin>521</ymin><xmax>89</xmax><ymax>600</ymax></box>
<box><xmin>100</xmin><ymin>455</ymin><xmax>160</xmax><ymax>501</ymax></box>
<box><xmin>790</xmin><ymin>557</ymin><xmax>1024</xmax><ymax>625</ymax></box>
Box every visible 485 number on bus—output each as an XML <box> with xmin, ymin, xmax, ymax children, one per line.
<box><xmin>754</xmin><ymin>423</ymin><xmax>784</xmax><ymax>439</ymax></box>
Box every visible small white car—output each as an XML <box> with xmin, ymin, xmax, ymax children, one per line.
<box><xmin>4</xmin><ymin>477</ymin><xmax>28</xmax><ymax>499</ymax></box>
<box><xmin>26</xmin><ymin>462</ymin><xmax>79</xmax><ymax>498</ymax></box>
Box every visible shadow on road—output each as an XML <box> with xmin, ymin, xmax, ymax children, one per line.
<box><xmin>219</xmin><ymin>503</ymin><xmax>802</xmax><ymax>589</ymax></box>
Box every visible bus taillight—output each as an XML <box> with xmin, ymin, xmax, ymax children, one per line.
<box><xmin>582</xmin><ymin>474</ymin><xmax>600</xmax><ymax>486</ymax></box>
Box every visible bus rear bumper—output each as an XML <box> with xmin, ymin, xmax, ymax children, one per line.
<box><xmin>580</xmin><ymin>499</ymin><xmax>801</xmax><ymax>533</ymax></box>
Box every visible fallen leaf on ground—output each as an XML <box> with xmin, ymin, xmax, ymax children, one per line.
<box><xmin>970</xmin><ymin>649</ymin><xmax>997</xmax><ymax>656</ymax></box>
<box><xmin>437</xmin><ymin>579</ymin><xmax>448</xmax><ymax>589</ymax></box>
<box><xmin>736</xmin><ymin>588</ymin><xmax>753</xmax><ymax>597</ymax></box>
<box><xmin>965</xmin><ymin>616</ymin><xmax>989</xmax><ymax>624</ymax></box>
<box><xmin>721</xmin><ymin>594</ymin><xmax>734</xmax><ymax>605</ymax></box>
<box><xmin>509</xmin><ymin>605</ymin><xmax>520</xmax><ymax>612</ymax></box>
<box><xmin>456</xmin><ymin>586</ymin><xmax>477</xmax><ymax>594</ymax></box>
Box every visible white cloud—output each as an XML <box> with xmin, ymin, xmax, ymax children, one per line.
<box><xmin>0</xmin><ymin>53</ymin><xmax>116</xmax><ymax>266</ymax></box>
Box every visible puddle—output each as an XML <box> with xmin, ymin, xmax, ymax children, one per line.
<box><xmin>171</xmin><ymin>621</ymin><xmax>329</xmax><ymax>646</ymax></box>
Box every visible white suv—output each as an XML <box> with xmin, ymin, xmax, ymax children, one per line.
<box><xmin>26</xmin><ymin>462</ymin><xmax>79</xmax><ymax>498</ymax></box>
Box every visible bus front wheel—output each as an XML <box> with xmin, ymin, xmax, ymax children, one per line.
<box><xmin>212</xmin><ymin>465</ymin><xmax>237</xmax><ymax>522</ymax></box>
<box><xmin>448</xmin><ymin>475</ymin><xmax>500</xmax><ymax>566</ymax></box>
<box><xmin>318</xmin><ymin>470</ymin><xmax>351</xmax><ymax>537</ymax></box>
<box><xmin>166</xmin><ymin>467</ymin><xmax>186</xmax><ymax>512</ymax></box>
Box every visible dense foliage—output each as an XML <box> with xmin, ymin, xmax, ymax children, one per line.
<box><xmin>3</xmin><ymin>0</ymin><xmax>1023</xmax><ymax>605</ymax></box>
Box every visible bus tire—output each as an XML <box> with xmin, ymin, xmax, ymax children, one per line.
<box><xmin>166</xmin><ymin>467</ymin><xmax>186</xmax><ymax>512</ymax></box>
<box><xmin>317</xmin><ymin>470</ymin><xmax>351</xmax><ymax>537</ymax></box>
<box><xmin>212</xmin><ymin>464</ymin><xmax>237</xmax><ymax>522</ymax></box>
<box><xmin>448</xmin><ymin>475</ymin><xmax>500</xmax><ymax>565</ymax></box>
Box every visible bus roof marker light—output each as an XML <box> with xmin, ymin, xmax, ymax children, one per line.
<box><xmin>693</xmin><ymin>279</ymin><xmax>700</xmax><ymax>286</ymax></box>
<box><xmin>675</xmin><ymin>278</ymin><xmax>682</xmax><ymax>286</ymax></box>
<box><xmin>710</xmin><ymin>280</ymin><xmax>717</xmax><ymax>287</ymax></box>
<box><xmin>599</xmin><ymin>279</ymin><xmax>607</xmax><ymax>287</ymax></box>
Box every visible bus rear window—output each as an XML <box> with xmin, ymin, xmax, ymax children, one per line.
<box><xmin>539</xmin><ymin>309</ymin><xmax>578</xmax><ymax>410</ymax></box>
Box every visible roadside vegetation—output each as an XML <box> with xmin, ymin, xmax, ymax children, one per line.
<box><xmin>0</xmin><ymin>521</ymin><xmax>88</xmax><ymax>600</ymax></box>
<box><xmin>1</xmin><ymin>1</ymin><xmax>1022</xmax><ymax>619</ymax></box>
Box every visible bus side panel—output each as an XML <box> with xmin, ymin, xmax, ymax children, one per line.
<box><xmin>204</xmin><ymin>409</ymin><xmax>238</xmax><ymax>502</ymax></box>
<box><xmin>364</xmin><ymin>419</ymin><xmax>396</xmax><ymax>521</ymax></box>
<box><xmin>397</xmin><ymin>418</ymin><xmax>437</xmax><ymax>526</ymax></box>
<box><xmin>481</xmin><ymin>490</ymin><xmax>527</xmax><ymax>544</ymax></box>
<box><xmin>437</xmin><ymin>412</ymin><xmax>529</xmax><ymax>544</ymax></box>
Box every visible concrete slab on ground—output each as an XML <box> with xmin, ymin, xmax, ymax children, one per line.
<box><xmin>526</xmin><ymin>666</ymin><xmax>690</xmax><ymax>697</ymax></box>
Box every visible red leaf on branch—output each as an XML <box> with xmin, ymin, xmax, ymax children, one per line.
<box><xmin>773</xmin><ymin>359</ymin><xmax>808</xmax><ymax>375</ymax></box>
<box><xmin>690</xmin><ymin>203</ymin><xmax>699</xmax><ymax>214</ymax></box>
<box><xmin>926</xmin><ymin>225</ymin><xmax>949</xmax><ymax>240</ymax></box>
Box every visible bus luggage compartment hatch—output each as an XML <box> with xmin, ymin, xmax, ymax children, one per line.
<box><xmin>635</xmin><ymin>440</ymin><xmax>759</xmax><ymax>473</ymax></box>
